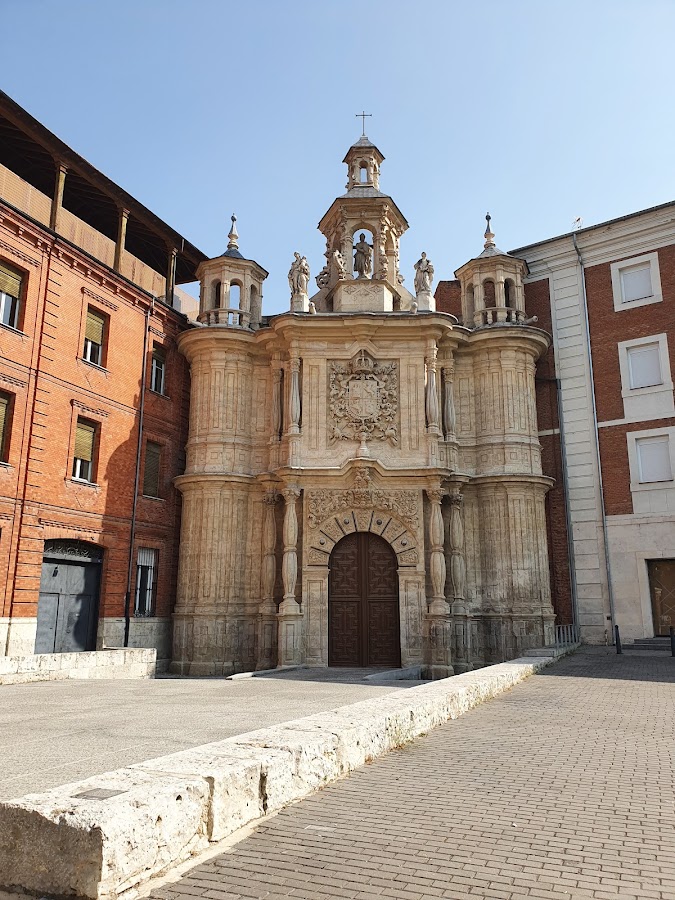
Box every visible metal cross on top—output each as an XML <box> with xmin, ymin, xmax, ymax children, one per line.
<box><xmin>356</xmin><ymin>111</ymin><xmax>372</xmax><ymax>135</ymax></box>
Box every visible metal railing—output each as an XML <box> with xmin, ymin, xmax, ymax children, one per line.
<box><xmin>554</xmin><ymin>623</ymin><xmax>580</xmax><ymax>647</ymax></box>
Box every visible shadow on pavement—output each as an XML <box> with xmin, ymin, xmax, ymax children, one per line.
<box><xmin>537</xmin><ymin>645</ymin><xmax>675</xmax><ymax>683</ymax></box>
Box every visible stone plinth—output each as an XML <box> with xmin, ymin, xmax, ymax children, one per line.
<box><xmin>333</xmin><ymin>279</ymin><xmax>395</xmax><ymax>313</ymax></box>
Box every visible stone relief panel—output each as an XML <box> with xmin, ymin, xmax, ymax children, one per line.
<box><xmin>305</xmin><ymin>471</ymin><xmax>420</xmax><ymax>568</ymax></box>
<box><xmin>328</xmin><ymin>350</ymin><xmax>399</xmax><ymax>446</ymax></box>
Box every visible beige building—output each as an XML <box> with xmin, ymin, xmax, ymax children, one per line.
<box><xmin>171</xmin><ymin>136</ymin><xmax>556</xmax><ymax>677</ymax></box>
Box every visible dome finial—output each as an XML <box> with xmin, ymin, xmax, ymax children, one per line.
<box><xmin>484</xmin><ymin>212</ymin><xmax>495</xmax><ymax>250</ymax></box>
<box><xmin>227</xmin><ymin>214</ymin><xmax>239</xmax><ymax>252</ymax></box>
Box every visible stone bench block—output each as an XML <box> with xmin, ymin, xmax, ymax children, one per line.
<box><xmin>0</xmin><ymin>768</ymin><xmax>210</xmax><ymax>900</ymax></box>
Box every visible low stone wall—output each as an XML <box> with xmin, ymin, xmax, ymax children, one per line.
<box><xmin>0</xmin><ymin>648</ymin><xmax>156</xmax><ymax>685</ymax></box>
<box><xmin>0</xmin><ymin>652</ymin><xmax>567</xmax><ymax>900</ymax></box>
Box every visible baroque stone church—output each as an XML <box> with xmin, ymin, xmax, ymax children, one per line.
<box><xmin>171</xmin><ymin>133</ymin><xmax>555</xmax><ymax>677</ymax></box>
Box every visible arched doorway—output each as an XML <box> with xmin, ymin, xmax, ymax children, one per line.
<box><xmin>328</xmin><ymin>532</ymin><xmax>401</xmax><ymax>667</ymax></box>
<box><xmin>35</xmin><ymin>540</ymin><xmax>103</xmax><ymax>654</ymax></box>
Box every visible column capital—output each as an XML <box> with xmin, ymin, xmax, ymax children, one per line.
<box><xmin>426</xmin><ymin>488</ymin><xmax>445</xmax><ymax>505</ymax></box>
<box><xmin>282</xmin><ymin>485</ymin><xmax>301</xmax><ymax>502</ymax></box>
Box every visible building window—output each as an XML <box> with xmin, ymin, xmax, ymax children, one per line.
<box><xmin>0</xmin><ymin>261</ymin><xmax>23</xmax><ymax>330</ymax></box>
<box><xmin>611</xmin><ymin>252</ymin><xmax>663</xmax><ymax>312</ymax></box>
<box><xmin>627</xmin><ymin>342</ymin><xmax>662</xmax><ymax>389</ymax></box>
<box><xmin>142</xmin><ymin>440</ymin><xmax>161</xmax><ymax>498</ymax></box>
<box><xmin>135</xmin><ymin>548</ymin><xmax>157</xmax><ymax>616</ymax></box>
<box><xmin>83</xmin><ymin>307</ymin><xmax>106</xmax><ymax>366</ymax></box>
<box><xmin>72</xmin><ymin>418</ymin><xmax>97</xmax><ymax>482</ymax></box>
<box><xmin>151</xmin><ymin>346</ymin><xmax>166</xmax><ymax>395</ymax></box>
<box><xmin>636</xmin><ymin>435</ymin><xmax>672</xmax><ymax>483</ymax></box>
<box><xmin>0</xmin><ymin>392</ymin><xmax>12</xmax><ymax>462</ymax></box>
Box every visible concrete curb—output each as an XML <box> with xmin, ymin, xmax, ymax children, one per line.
<box><xmin>0</xmin><ymin>652</ymin><xmax>569</xmax><ymax>900</ymax></box>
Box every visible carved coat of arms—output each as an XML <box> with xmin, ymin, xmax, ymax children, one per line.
<box><xmin>328</xmin><ymin>350</ymin><xmax>398</xmax><ymax>446</ymax></box>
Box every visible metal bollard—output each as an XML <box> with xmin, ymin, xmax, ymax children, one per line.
<box><xmin>671</xmin><ymin>626</ymin><xmax>675</xmax><ymax>658</ymax></box>
<box><xmin>615</xmin><ymin>624</ymin><xmax>622</xmax><ymax>655</ymax></box>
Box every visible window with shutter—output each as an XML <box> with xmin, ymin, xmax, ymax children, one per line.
<box><xmin>636</xmin><ymin>436</ymin><xmax>672</xmax><ymax>483</ymax></box>
<box><xmin>143</xmin><ymin>441</ymin><xmax>161</xmax><ymax>497</ymax></box>
<box><xmin>621</xmin><ymin>265</ymin><xmax>652</xmax><ymax>303</ymax></box>
<box><xmin>151</xmin><ymin>346</ymin><xmax>166</xmax><ymax>395</ymax></box>
<box><xmin>0</xmin><ymin>393</ymin><xmax>10</xmax><ymax>462</ymax></box>
<box><xmin>627</xmin><ymin>343</ymin><xmax>662</xmax><ymax>389</ymax></box>
<box><xmin>135</xmin><ymin>547</ymin><xmax>158</xmax><ymax>616</ymax></box>
<box><xmin>73</xmin><ymin>418</ymin><xmax>96</xmax><ymax>482</ymax></box>
<box><xmin>0</xmin><ymin>261</ymin><xmax>23</xmax><ymax>330</ymax></box>
<box><xmin>83</xmin><ymin>307</ymin><xmax>106</xmax><ymax>366</ymax></box>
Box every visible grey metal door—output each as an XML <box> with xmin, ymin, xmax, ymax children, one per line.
<box><xmin>36</xmin><ymin>542</ymin><xmax>102</xmax><ymax>654</ymax></box>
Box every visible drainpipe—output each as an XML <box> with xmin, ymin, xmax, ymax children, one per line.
<box><xmin>572</xmin><ymin>233</ymin><xmax>617</xmax><ymax>640</ymax></box>
<box><xmin>123</xmin><ymin>297</ymin><xmax>154</xmax><ymax>646</ymax></box>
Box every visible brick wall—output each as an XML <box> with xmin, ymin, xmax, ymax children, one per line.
<box><xmin>0</xmin><ymin>201</ymin><xmax>190</xmax><ymax>635</ymax></box>
<box><xmin>435</xmin><ymin>280</ymin><xmax>462</xmax><ymax>319</ymax></box>
<box><xmin>525</xmin><ymin>277</ymin><xmax>573</xmax><ymax>625</ymax></box>
<box><xmin>585</xmin><ymin>243</ymin><xmax>675</xmax><ymax>515</ymax></box>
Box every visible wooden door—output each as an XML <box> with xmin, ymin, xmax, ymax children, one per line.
<box><xmin>648</xmin><ymin>560</ymin><xmax>675</xmax><ymax>636</ymax></box>
<box><xmin>329</xmin><ymin>532</ymin><xmax>401</xmax><ymax>667</ymax></box>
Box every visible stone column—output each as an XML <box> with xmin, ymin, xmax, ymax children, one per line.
<box><xmin>448</xmin><ymin>492</ymin><xmax>470</xmax><ymax>673</ymax></box>
<box><xmin>425</xmin><ymin>351</ymin><xmax>440</xmax><ymax>434</ymax></box>
<box><xmin>287</xmin><ymin>356</ymin><xmax>301</xmax><ymax>435</ymax></box>
<box><xmin>278</xmin><ymin>486</ymin><xmax>303</xmax><ymax>666</ymax></box>
<box><xmin>442</xmin><ymin>363</ymin><xmax>456</xmax><ymax>441</ymax></box>
<box><xmin>257</xmin><ymin>490</ymin><xmax>278</xmax><ymax>670</ymax></box>
<box><xmin>425</xmin><ymin>488</ymin><xmax>453</xmax><ymax>679</ymax></box>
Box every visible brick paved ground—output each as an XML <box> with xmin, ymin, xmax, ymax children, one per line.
<box><xmin>152</xmin><ymin>648</ymin><xmax>675</xmax><ymax>900</ymax></box>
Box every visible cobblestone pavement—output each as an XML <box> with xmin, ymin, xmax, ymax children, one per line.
<box><xmin>152</xmin><ymin>648</ymin><xmax>675</xmax><ymax>900</ymax></box>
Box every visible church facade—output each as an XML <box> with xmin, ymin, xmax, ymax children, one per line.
<box><xmin>171</xmin><ymin>136</ymin><xmax>556</xmax><ymax>677</ymax></box>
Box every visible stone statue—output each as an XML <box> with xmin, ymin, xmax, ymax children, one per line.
<box><xmin>414</xmin><ymin>252</ymin><xmax>434</xmax><ymax>294</ymax></box>
<box><xmin>288</xmin><ymin>252</ymin><xmax>310</xmax><ymax>296</ymax></box>
<box><xmin>315</xmin><ymin>265</ymin><xmax>330</xmax><ymax>290</ymax></box>
<box><xmin>353</xmin><ymin>233</ymin><xmax>373</xmax><ymax>278</ymax></box>
<box><xmin>332</xmin><ymin>248</ymin><xmax>346</xmax><ymax>280</ymax></box>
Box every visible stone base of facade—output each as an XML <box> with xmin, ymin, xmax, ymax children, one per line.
<box><xmin>98</xmin><ymin>617</ymin><xmax>172</xmax><ymax>664</ymax></box>
<box><xmin>0</xmin><ymin>618</ymin><xmax>37</xmax><ymax>657</ymax></box>
<box><xmin>171</xmin><ymin>613</ymin><xmax>257</xmax><ymax>676</ymax></box>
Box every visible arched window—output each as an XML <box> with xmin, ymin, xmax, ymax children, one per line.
<box><xmin>483</xmin><ymin>279</ymin><xmax>496</xmax><ymax>306</ymax></box>
<box><xmin>360</xmin><ymin>164</ymin><xmax>368</xmax><ymax>183</ymax></box>
<box><xmin>213</xmin><ymin>281</ymin><xmax>221</xmax><ymax>308</ymax></box>
<box><xmin>230</xmin><ymin>282</ymin><xmax>241</xmax><ymax>308</ymax></box>
<box><xmin>504</xmin><ymin>279</ymin><xmax>514</xmax><ymax>308</ymax></box>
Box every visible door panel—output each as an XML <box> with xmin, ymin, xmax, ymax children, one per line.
<box><xmin>648</xmin><ymin>560</ymin><xmax>675</xmax><ymax>636</ymax></box>
<box><xmin>329</xmin><ymin>532</ymin><xmax>400</xmax><ymax>667</ymax></box>
<box><xmin>36</xmin><ymin>555</ymin><xmax>101</xmax><ymax>654</ymax></box>
<box><xmin>35</xmin><ymin>591</ymin><xmax>59</xmax><ymax>654</ymax></box>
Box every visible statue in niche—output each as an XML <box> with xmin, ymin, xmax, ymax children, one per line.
<box><xmin>353</xmin><ymin>233</ymin><xmax>373</xmax><ymax>278</ymax></box>
<box><xmin>288</xmin><ymin>252</ymin><xmax>310</xmax><ymax>296</ymax></box>
<box><xmin>414</xmin><ymin>252</ymin><xmax>434</xmax><ymax>294</ymax></box>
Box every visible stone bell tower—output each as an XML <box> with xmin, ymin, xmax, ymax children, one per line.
<box><xmin>311</xmin><ymin>134</ymin><xmax>416</xmax><ymax>313</ymax></box>
<box><xmin>196</xmin><ymin>215</ymin><xmax>268</xmax><ymax>328</ymax></box>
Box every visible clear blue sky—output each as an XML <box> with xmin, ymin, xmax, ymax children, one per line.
<box><xmin>3</xmin><ymin>0</ymin><xmax>674</xmax><ymax>313</ymax></box>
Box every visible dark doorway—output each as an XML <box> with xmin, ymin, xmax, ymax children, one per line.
<box><xmin>328</xmin><ymin>532</ymin><xmax>401</xmax><ymax>667</ymax></box>
<box><xmin>648</xmin><ymin>559</ymin><xmax>675</xmax><ymax>636</ymax></box>
<box><xmin>35</xmin><ymin>540</ymin><xmax>102</xmax><ymax>653</ymax></box>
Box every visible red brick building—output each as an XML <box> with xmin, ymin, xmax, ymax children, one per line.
<box><xmin>0</xmin><ymin>91</ymin><xmax>205</xmax><ymax>663</ymax></box>
<box><xmin>439</xmin><ymin>204</ymin><xmax>675</xmax><ymax>644</ymax></box>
